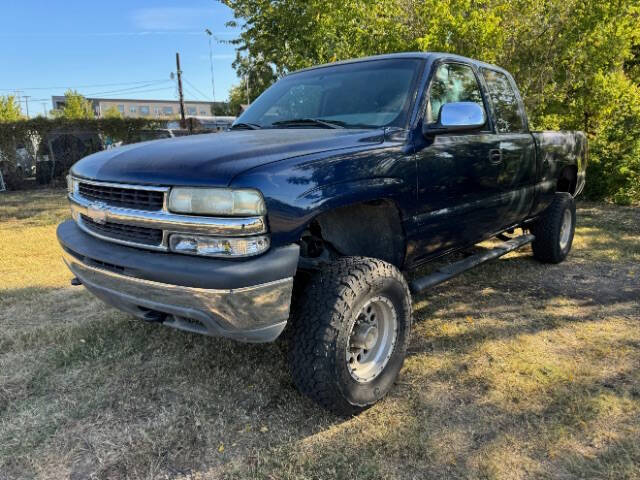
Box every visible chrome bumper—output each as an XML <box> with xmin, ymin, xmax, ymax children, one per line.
<box><xmin>63</xmin><ymin>250</ymin><xmax>293</xmax><ymax>343</ymax></box>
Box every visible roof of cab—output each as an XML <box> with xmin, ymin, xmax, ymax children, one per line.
<box><xmin>290</xmin><ymin>52</ymin><xmax>509</xmax><ymax>76</ymax></box>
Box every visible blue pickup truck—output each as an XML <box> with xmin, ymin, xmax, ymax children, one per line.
<box><xmin>58</xmin><ymin>52</ymin><xmax>587</xmax><ymax>415</ymax></box>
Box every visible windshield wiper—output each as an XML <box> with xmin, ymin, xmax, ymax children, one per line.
<box><xmin>230</xmin><ymin>122</ymin><xmax>262</xmax><ymax>130</ymax></box>
<box><xmin>270</xmin><ymin>118</ymin><xmax>345</xmax><ymax>129</ymax></box>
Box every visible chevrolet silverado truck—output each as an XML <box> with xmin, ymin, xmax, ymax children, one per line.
<box><xmin>57</xmin><ymin>53</ymin><xmax>587</xmax><ymax>415</ymax></box>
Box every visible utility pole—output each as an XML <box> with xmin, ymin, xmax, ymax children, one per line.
<box><xmin>245</xmin><ymin>73</ymin><xmax>250</xmax><ymax>106</ymax></box>
<box><xmin>205</xmin><ymin>29</ymin><xmax>216</xmax><ymax>120</ymax></box>
<box><xmin>175</xmin><ymin>52</ymin><xmax>186</xmax><ymax>128</ymax></box>
<box><xmin>42</xmin><ymin>102</ymin><xmax>48</xmax><ymax>117</ymax></box>
<box><xmin>245</xmin><ymin>53</ymin><xmax>251</xmax><ymax>106</ymax></box>
<box><xmin>14</xmin><ymin>90</ymin><xmax>22</xmax><ymax>114</ymax></box>
<box><xmin>23</xmin><ymin>95</ymin><xmax>30</xmax><ymax>118</ymax></box>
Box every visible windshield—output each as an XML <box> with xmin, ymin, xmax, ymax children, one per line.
<box><xmin>235</xmin><ymin>58</ymin><xmax>423</xmax><ymax>129</ymax></box>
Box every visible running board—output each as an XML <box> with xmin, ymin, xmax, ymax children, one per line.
<box><xmin>410</xmin><ymin>234</ymin><xmax>535</xmax><ymax>294</ymax></box>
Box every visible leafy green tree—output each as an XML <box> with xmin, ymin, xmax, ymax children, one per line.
<box><xmin>222</xmin><ymin>0</ymin><xmax>640</xmax><ymax>203</ymax></box>
<box><xmin>232</xmin><ymin>55</ymin><xmax>277</xmax><ymax>102</ymax></box>
<box><xmin>0</xmin><ymin>95</ymin><xmax>24</xmax><ymax>122</ymax></box>
<box><xmin>211</xmin><ymin>102</ymin><xmax>233</xmax><ymax>116</ymax></box>
<box><xmin>52</xmin><ymin>90</ymin><xmax>95</xmax><ymax>119</ymax></box>
<box><xmin>102</xmin><ymin>105</ymin><xmax>123</xmax><ymax>119</ymax></box>
<box><xmin>585</xmin><ymin>71</ymin><xmax>640</xmax><ymax>205</ymax></box>
<box><xmin>226</xmin><ymin>54</ymin><xmax>277</xmax><ymax>115</ymax></box>
<box><xmin>228</xmin><ymin>83</ymin><xmax>248</xmax><ymax>116</ymax></box>
<box><xmin>625</xmin><ymin>42</ymin><xmax>640</xmax><ymax>85</ymax></box>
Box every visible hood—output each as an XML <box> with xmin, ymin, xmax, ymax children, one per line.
<box><xmin>71</xmin><ymin>129</ymin><xmax>384</xmax><ymax>187</ymax></box>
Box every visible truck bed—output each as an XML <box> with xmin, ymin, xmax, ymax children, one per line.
<box><xmin>532</xmin><ymin>130</ymin><xmax>588</xmax><ymax>197</ymax></box>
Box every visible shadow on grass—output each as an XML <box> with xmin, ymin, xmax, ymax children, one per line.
<box><xmin>409</xmin><ymin>246</ymin><xmax>639</xmax><ymax>357</ymax></box>
<box><xmin>387</xmin><ymin>364</ymin><xmax>640</xmax><ymax>479</ymax></box>
<box><xmin>0</xmin><ymin>284</ymin><xmax>340</xmax><ymax>478</ymax></box>
<box><xmin>2</xmin><ymin>266</ymin><xmax>638</xmax><ymax>479</ymax></box>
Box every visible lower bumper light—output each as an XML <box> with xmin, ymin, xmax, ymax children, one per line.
<box><xmin>169</xmin><ymin>233</ymin><xmax>270</xmax><ymax>258</ymax></box>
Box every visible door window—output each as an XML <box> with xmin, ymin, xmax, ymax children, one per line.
<box><xmin>481</xmin><ymin>69</ymin><xmax>525</xmax><ymax>133</ymax></box>
<box><xmin>426</xmin><ymin>63</ymin><xmax>485</xmax><ymax>124</ymax></box>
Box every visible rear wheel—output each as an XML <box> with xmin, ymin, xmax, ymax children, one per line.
<box><xmin>288</xmin><ymin>257</ymin><xmax>412</xmax><ymax>416</ymax></box>
<box><xmin>530</xmin><ymin>192</ymin><xmax>576</xmax><ymax>263</ymax></box>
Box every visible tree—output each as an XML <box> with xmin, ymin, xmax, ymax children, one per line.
<box><xmin>222</xmin><ymin>0</ymin><xmax>640</xmax><ymax>203</ymax></box>
<box><xmin>52</xmin><ymin>90</ymin><xmax>95</xmax><ymax>119</ymax></box>
<box><xmin>102</xmin><ymin>105</ymin><xmax>123</xmax><ymax>119</ymax></box>
<box><xmin>227</xmin><ymin>84</ymin><xmax>245</xmax><ymax>116</ymax></box>
<box><xmin>0</xmin><ymin>95</ymin><xmax>24</xmax><ymax>122</ymax></box>
<box><xmin>226</xmin><ymin>54</ymin><xmax>277</xmax><ymax>115</ymax></box>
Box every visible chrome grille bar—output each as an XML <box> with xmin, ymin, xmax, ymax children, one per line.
<box><xmin>69</xmin><ymin>178</ymin><xmax>268</xmax><ymax>251</ymax></box>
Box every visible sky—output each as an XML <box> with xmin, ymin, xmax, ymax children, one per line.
<box><xmin>0</xmin><ymin>0</ymin><xmax>243</xmax><ymax>117</ymax></box>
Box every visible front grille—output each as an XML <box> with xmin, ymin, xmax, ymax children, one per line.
<box><xmin>80</xmin><ymin>214</ymin><xmax>163</xmax><ymax>246</ymax></box>
<box><xmin>78</xmin><ymin>182</ymin><xmax>164</xmax><ymax>211</ymax></box>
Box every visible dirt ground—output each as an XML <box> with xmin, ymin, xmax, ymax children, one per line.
<box><xmin>1</xmin><ymin>189</ymin><xmax>638</xmax><ymax>479</ymax></box>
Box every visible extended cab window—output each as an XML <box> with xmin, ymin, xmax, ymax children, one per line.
<box><xmin>426</xmin><ymin>63</ymin><xmax>485</xmax><ymax>124</ymax></box>
<box><xmin>481</xmin><ymin>69</ymin><xmax>525</xmax><ymax>133</ymax></box>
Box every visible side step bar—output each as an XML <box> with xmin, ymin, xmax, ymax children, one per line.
<box><xmin>410</xmin><ymin>234</ymin><xmax>535</xmax><ymax>294</ymax></box>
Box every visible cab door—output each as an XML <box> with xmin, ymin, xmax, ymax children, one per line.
<box><xmin>478</xmin><ymin>68</ymin><xmax>537</xmax><ymax>227</ymax></box>
<box><xmin>411</xmin><ymin>61</ymin><xmax>504</xmax><ymax>262</ymax></box>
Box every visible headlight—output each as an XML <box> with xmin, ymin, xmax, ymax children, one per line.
<box><xmin>168</xmin><ymin>188</ymin><xmax>266</xmax><ymax>216</ymax></box>
<box><xmin>169</xmin><ymin>233</ymin><xmax>270</xmax><ymax>257</ymax></box>
<box><xmin>66</xmin><ymin>175</ymin><xmax>78</xmax><ymax>195</ymax></box>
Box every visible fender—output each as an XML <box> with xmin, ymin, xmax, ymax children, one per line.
<box><xmin>230</xmin><ymin>144</ymin><xmax>416</xmax><ymax>247</ymax></box>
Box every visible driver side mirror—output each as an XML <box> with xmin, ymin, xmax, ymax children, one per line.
<box><xmin>423</xmin><ymin>102</ymin><xmax>486</xmax><ymax>135</ymax></box>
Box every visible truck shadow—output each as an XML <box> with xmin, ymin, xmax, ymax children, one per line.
<box><xmin>408</xmin><ymin>243</ymin><xmax>638</xmax><ymax>359</ymax></box>
<box><xmin>0</xmin><ymin>285</ymin><xmax>340</xmax><ymax>479</ymax></box>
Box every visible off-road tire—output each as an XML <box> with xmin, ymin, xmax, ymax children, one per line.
<box><xmin>288</xmin><ymin>257</ymin><xmax>412</xmax><ymax>416</ymax></box>
<box><xmin>530</xmin><ymin>192</ymin><xmax>576</xmax><ymax>264</ymax></box>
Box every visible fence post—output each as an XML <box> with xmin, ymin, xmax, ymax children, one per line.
<box><xmin>48</xmin><ymin>138</ymin><xmax>56</xmax><ymax>185</ymax></box>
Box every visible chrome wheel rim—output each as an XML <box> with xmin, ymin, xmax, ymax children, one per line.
<box><xmin>559</xmin><ymin>209</ymin><xmax>572</xmax><ymax>250</ymax></box>
<box><xmin>346</xmin><ymin>296</ymin><xmax>398</xmax><ymax>383</ymax></box>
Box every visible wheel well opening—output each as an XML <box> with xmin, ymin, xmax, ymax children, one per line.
<box><xmin>557</xmin><ymin>166</ymin><xmax>578</xmax><ymax>195</ymax></box>
<box><xmin>299</xmin><ymin>199</ymin><xmax>406</xmax><ymax>268</ymax></box>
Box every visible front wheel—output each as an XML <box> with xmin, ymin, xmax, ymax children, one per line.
<box><xmin>530</xmin><ymin>192</ymin><xmax>576</xmax><ymax>264</ymax></box>
<box><xmin>288</xmin><ymin>257</ymin><xmax>412</xmax><ymax>416</ymax></box>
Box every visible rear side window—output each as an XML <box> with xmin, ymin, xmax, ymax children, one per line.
<box><xmin>427</xmin><ymin>63</ymin><xmax>485</xmax><ymax>124</ymax></box>
<box><xmin>481</xmin><ymin>69</ymin><xmax>525</xmax><ymax>133</ymax></box>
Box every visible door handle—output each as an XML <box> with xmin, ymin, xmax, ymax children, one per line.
<box><xmin>489</xmin><ymin>149</ymin><xmax>503</xmax><ymax>164</ymax></box>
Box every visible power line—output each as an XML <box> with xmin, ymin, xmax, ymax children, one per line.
<box><xmin>85</xmin><ymin>86</ymin><xmax>176</xmax><ymax>98</ymax></box>
<box><xmin>79</xmin><ymin>81</ymin><xmax>173</xmax><ymax>97</ymax></box>
<box><xmin>0</xmin><ymin>79</ymin><xmax>170</xmax><ymax>92</ymax></box>
<box><xmin>23</xmin><ymin>84</ymin><xmax>175</xmax><ymax>103</ymax></box>
<box><xmin>25</xmin><ymin>85</ymin><xmax>203</xmax><ymax>104</ymax></box>
<box><xmin>182</xmin><ymin>78</ymin><xmax>210</xmax><ymax>101</ymax></box>
<box><xmin>182</xmin><ymin>85</ymin><xmax>203</xmax><ymax>101</ymax></box>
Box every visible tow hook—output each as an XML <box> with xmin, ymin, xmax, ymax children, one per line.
<box><xmin>70</xmin><ymin>277</ymin><xmax>82</xmax><ymax>286</ymax></box>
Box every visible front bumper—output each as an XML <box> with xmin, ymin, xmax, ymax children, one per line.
<box><xmin>57</xmin><ymin>220</ymin><xmax>299</xmax><ymax>343</ymax></box>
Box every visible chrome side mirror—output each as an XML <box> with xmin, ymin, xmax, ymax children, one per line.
<box><xmin>424</xmin><ymin>102</ymin><xmax>486</xmax><ymax>135</ymax></box>
<box><xmin>440</xmin><ymin>102</ymin><xmax>486</xmax><ymax>128</ymax></box>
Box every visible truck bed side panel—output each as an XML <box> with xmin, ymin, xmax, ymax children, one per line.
<box><xmin>530</xmin><ymin>131</ymin><xmax>587</xmax><ymax>218</ymax></box>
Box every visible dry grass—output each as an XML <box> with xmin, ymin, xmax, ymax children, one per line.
<box><xmin>0</xmin><ymin>190</ymin><xmax>639</xmax><ymax>480</ymax></box>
